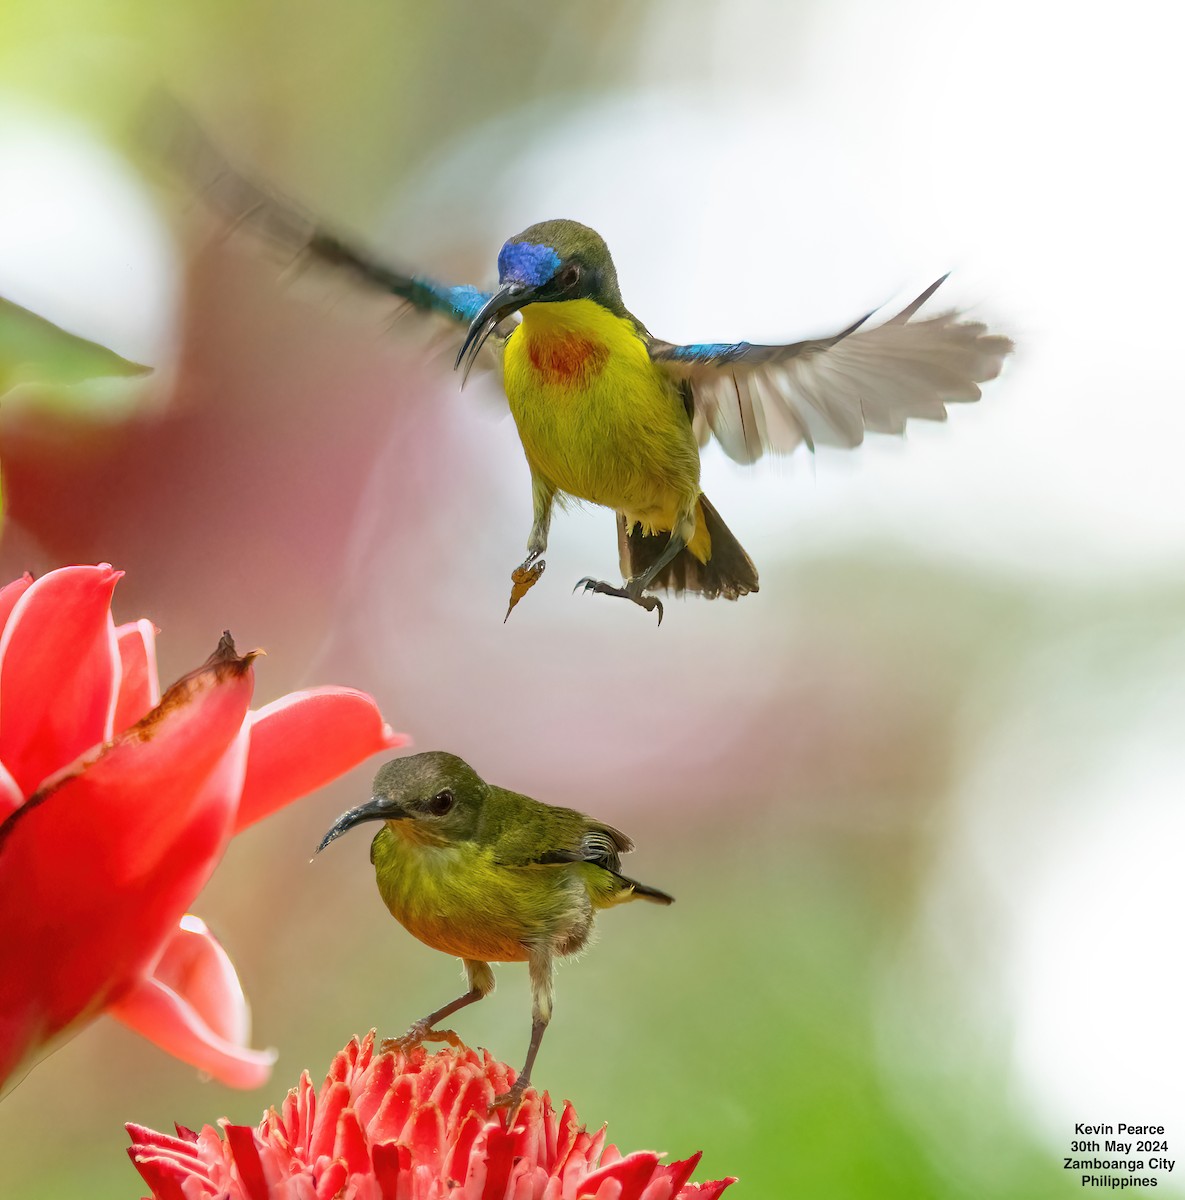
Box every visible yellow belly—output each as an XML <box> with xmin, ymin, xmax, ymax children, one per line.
<box><xmin>372</xmin><ymin>827</ymin><xmax>591</xmax><ymax>964</ymax></box>
<box><xmin>502</xmin><ymin>299</ymin><xmax>701</xmax><ymax>536</ymax></box>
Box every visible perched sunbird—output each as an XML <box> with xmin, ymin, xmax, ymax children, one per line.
<box><xmin>316</xmin><ymin>751</ymin><xmax>673</xmax><ymax>1110</ymax></box>
<box><xmin>166</xmin><ymin>113</ymin><xmax>1013</xmax><ymax>621</ymax></box>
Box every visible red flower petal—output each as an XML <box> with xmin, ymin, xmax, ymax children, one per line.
<box><xmin>442</xmin><ymin>1110</ymin><xmax>485</xmax><ymax>1187</ymax></box>
<box><xmin>655</xmin><ymin>1152</ymin><xmax>701</xmax><ymax>1196</ymax></box>
<box><xmin>478</xmin><ymin>1125</ymin><xmax>517</xmax><ymax>1200</ymax></box>
<box><xmin>224</xmin><ymin>1124</ymin><xmax>272</xmax><ymax>1200</ymax></box>
<box><xmin>309</xmin><ymin>1080</ymin><xmax>350</xmax><ymax>1162</ymax></box>
<box><xmin>108</xmin><ymin>916</ymin><xmax>275</xmax><ymax>1089</ymax></box>
<box><xmin>126</xmin><ymin>1149</ymin><xmax>206</xmax><ymax>1200</ymax></box>
<box><xmin>355</xmin><ymin>1048</ymin><xmax>395</xmax><ymax>1130</ymax></box>
<box><xmin>113</xmin><ymin>618</ymin><xmax>161</xmax><ymax>732</ymax></box>
<box><xmin>371</xmin><ymin>1141</ymin><xmax>409</xmax><ymax>1200</ymax></box>
<box><xmin>682</xmin><ymin>1179</ymin><xmax>740</xmax><ymax>1199</ymax></box>
<box><xmin>235</xmin><ymin>688</ymin><xmax>407</xmax><ymax>835</ymax></box>
<box><xmin>0</xmin><ymin>573</ymin><xmax>32</xmax><ymax>636</ymax></box>
<box><xmin>126</xmin><ymin>1123</ymin><xmax>212</xmax><ymax>1168</ymax></box>
<box><xmin>582</xmin><ymin>1150</ymin><xmax>664</xmax><ymax>1200</ymax></box>
<box><xmin>0</xmin><ymin>636</ymin><xmax>255</xmax><ymax>1087</ymax></box>
<box><xmin>0</xmin><ymin>762</ymin><xmax>21</xmax><ymax>822</ymax></box>
<box><xmin>149</xmin><ymin>914</ymin><xmax>247</xmax><ymax>1045</ymax></box>
<box><xmin>126</xmin><ymin>1120</ymin><xmax>220</xmax><ymax>1199</ymax></box>
<box><xmin>315</xmin><ymin>1159</ymin><xmax>348</xmax><ymax>1200</ymax></box>
<box><xmin>372</xmin><ymin>1072</ymin><xmax>416</xmax><ymax>1142</ymax></box>
<box><xmin>333</xmin><ymin>1107</ymin><xmax>370</xmax><ymax>1175</ymax></box>
<box><xmin>409</xmin><ymin>1102</ymin><xmax>446</xmax><ymax>1173</ymax></box>
<box><xmin>0</xmin><ymin>564</ymin><xmax>122</xmax><ymax>795</ymax></box>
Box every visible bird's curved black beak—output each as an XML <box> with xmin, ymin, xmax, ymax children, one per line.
<box><xmin>316</xmin><ymin>795</ymin><xmax>408</xmax><ymax>853</ymax></box>
<box><xmin>454</xmin><ymin>282</ymin><xmax>538</xmax><ymax>385</ymax></box>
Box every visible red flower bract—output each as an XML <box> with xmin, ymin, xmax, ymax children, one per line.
<box><xmin>0</xmin><ymin>565</ymin><xmax>405</xmax><ymax>1092</ymax></box>
<box><xmin>128</xmin><ymin>1033</ymin><xmax>736</xmax><ymax>1200</ymax></box>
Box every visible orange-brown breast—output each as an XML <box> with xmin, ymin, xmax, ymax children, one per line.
<box><xmin>527</xmin><ymin>333</ymin><xmax>610</xmax><ymax>384</ymax></box>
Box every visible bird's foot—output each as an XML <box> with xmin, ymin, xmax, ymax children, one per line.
<box><xmin>573</xmin><ymin>577</ymin><xmax>664</xmax><ymax>625</ymax></box>
<box><xmin>421</xmin><ymin>1026</ymin><xmax>465</xmax><ymax>1047</ymax></box>
<box><xmin>490</xmin><ymin>1078</ymin><xmax>531</xmax><ymax>1124</ymax></box>
<box><xmin>505</xmin><ymin>552</ymin><xmax>546</xmax><ymax>622</ymax></box>
<box><xmin>379</xmin><ymin>1023</ymin><xmax>464</xmax><ymax>1056</ymax></box>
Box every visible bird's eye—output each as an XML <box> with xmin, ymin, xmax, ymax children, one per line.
<box><xmin>557</xmin><ymin>263</ymin><xmax>581</xmax><ymax>290</ymax></box>
<box><xmin>427</xmin><ymin>789</ymin><xmax>454</xmax><ymax>816</ymax></box>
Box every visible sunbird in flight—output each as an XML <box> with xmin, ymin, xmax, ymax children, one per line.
<box><xmin>316</xmin><ymin>751</ymin><xmax>672</xmax><ymax>1112</ymax></box>
<box><xmin>312</xmin><ymin>221</ymin><xmax>1012</xmax><ymax>623</ymax></box>
<box><xmin>172</xmin><ymin>116</ymin><xmax>1013</xmax><ymax>621</ymax></box>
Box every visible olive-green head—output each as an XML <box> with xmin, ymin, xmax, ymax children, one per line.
<box><xmin>316</xmin><ymin>751</ymin><xmax>487</xmax><ymax>852</ymax></box>
<box><xmin>455</xmin><ymin>218</ymin><xmax>628</xmax><ymax>379</ymax></box>
<box><xmin>500</xmin><ymin>219</ymin><xmax>624</xmax><ymax>309</ymax></box>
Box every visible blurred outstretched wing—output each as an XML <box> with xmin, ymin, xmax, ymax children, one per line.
<box><xmin>150</xmin><ymin>100</ymin><xmax>506</xmax><ymax>368</ymax></box>
<box><xmin>649</xmin><ymin>278</ymin><xmax>1013</xmax><ymax>464</ymax></box>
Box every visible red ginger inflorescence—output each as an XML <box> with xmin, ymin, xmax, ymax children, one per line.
<box><xmin>128</xmin><ymin>1033</ymin><xmax>736</xmax><ymax>1200</ymax></box>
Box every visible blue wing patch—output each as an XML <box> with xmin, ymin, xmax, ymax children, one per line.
<box><xmin>411</xmin><ymin>279</ymin><xmax>492</xmax><ymax>324</ymax></box>
<box><xmin>648</xmin><ymin>277</ymin><xmax>1013</xmax><ymax>464</ymax></box>
<box><xmin>664</xmin><ymin>341</ymin><xmax>753</xmax><ymax>364</ymax></box>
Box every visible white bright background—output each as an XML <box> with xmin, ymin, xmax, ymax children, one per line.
<box><xmin>1</xmin><ymin>0</ymin><xmax>1182</xmax><ymax>1187</ymax></box>
<box><xmin>393</xmin><ymin>1</ymin><xmax>1185</xmax><ymax>1159</ymax></box>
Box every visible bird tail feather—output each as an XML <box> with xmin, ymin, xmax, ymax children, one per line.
<box><xmin>617</xmin><ymin>494</ymin><xmax>759</xmax><ymax>600</ymax></box>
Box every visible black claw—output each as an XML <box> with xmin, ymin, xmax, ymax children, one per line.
<box><xmin>573</xmin><ymin>576</ymin><xmax>611</xmax><ymax>596</ymax></box>
<box><xmin>631</xmin><ymin>593</ymin><xmax>664</xmax><ymax>625</ymax></box>
<box><xmin>573</xmin><ymin>577</ymin><xmax>626</xmax><ymax>600</ymax></box>
<box><xmin>572</xmin><ymin>577</ymin><xmax>664</xmax><ymax>624</ymax></box>
<box><xmin>490</xmin><ymin>1080</ymin><xmax>529</xmax><ymax>1124</ymax></box>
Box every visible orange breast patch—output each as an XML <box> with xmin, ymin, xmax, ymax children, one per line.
<box><xmin>527</xmin><ymin>333</ymin><xmax>609</xmax><ymax>383</ymax></box>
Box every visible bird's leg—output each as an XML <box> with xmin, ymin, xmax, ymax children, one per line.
<box><xmin>506</xmin><ymin>477</ymin><xmax>556</xmax><ymax>621</ymax></box>
<box><xmin>381</xmin><ymin>959</ymin><xmax>494</xmax><ymax>1054</ymax></box>
<box><xmin>575</xmin><ymin>511</ymin><xmax>694</xmax><ymax>626</ymax></box>
<box><xmin>491</xmin><ymin>946</ymin><xmax>553</xmax><ymax>1120</ymax></box>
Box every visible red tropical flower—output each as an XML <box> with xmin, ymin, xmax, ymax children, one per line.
<box><xmin>0</xmin><ymin>564</ymin><xmax>405</xmax><ymax>1092</ymax></box>
<box><xmin>128</xmin><ymin>1033</ymin><xmax>736</xmax><ymax>1200</ymax></box>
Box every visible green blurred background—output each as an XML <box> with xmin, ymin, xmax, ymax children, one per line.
<box><xmin>1</xmin><ymin>1</ymin><xmax>1182</xmax><ymax>1197</ymax></box>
